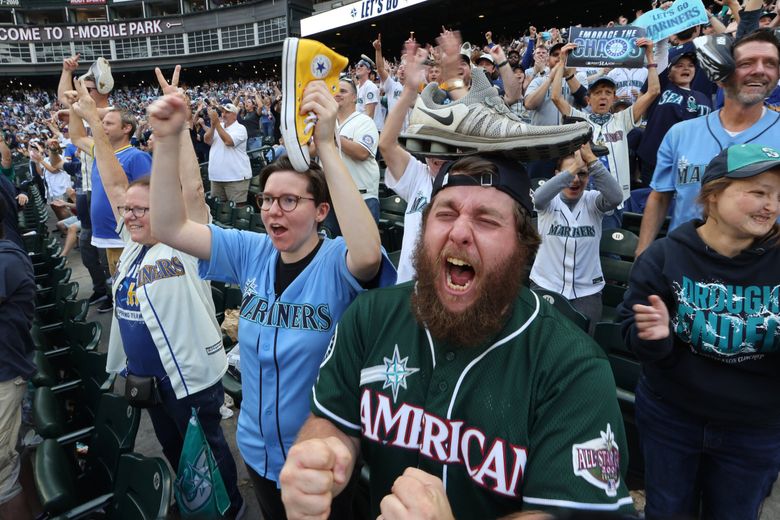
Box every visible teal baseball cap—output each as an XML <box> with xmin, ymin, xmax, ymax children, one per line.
<box><xmin>702</xmin><ymin>144</ymin><xmax>780</xmax><ymax>185</ymax></box>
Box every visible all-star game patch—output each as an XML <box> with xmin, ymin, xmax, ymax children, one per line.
<box><xmin>362</xmin><ymin>134</ymin><xmax>374</xmax><ymax>147</ymax></box>
<box><xmin>311</xmin><ymin>54</ymin><xmax>332</xmax><ymax>79</ymax></box>
<box><xmin>571</xmin><ymin>423</ymin><xmax>621</xmax><ymax>497</ymax></box>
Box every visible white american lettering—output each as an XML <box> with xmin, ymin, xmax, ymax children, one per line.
<box><xmin>419</xmin><ymin>413</ymin><xmax>449</xmax><ymax>461</ymax></box>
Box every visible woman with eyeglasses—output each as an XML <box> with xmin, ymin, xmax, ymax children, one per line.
<box><xmin>148</xmin><ymin>81</ymin><xmax>393</xmax><ymax>520</ymax></box>
<box><xmin>529</xmin><ymin>143</ymin><xmax>623</xmax><ymax>334</ymax></box>
<box><xmin>68</xmin><ymin>71</ymin><xmax>247</xmax><ymax>517</ymax></box>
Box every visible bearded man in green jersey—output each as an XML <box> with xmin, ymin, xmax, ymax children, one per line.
<box><xmin>280</xmin><ymin>154</ymin><xmax>635</xmax><ymax>520</ymax></box>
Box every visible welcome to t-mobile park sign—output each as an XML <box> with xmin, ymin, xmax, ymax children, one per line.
<box><xmin>0</xmin><ymin>18</ymin><xmax>184</xmax><ymax>43</ymax></box>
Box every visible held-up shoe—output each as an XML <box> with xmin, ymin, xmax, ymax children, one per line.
<box><xmin>400</xmin><ymin>69</ymin><xmax>592</xmax><ymax>161</ymax></box>
<box><xmin>281</xmin><ymin>37</ymin><xmax>348</xmax><ymax>172</ymax></box>
<box><xmin>81</xmin><ymin>57</ymin><xmax>114</xmax><ymax>95</ymax></box>
<box><xmin>693</xmin><ymin>34</ymin><xmax>735</xmax><ymax>83</ymax></box>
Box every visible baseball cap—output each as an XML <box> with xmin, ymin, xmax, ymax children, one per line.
<box><xmin>702</xmin><ymin>144</ymin><xmax>780</xmax><ymax>185</ymax></box>
<box><xmin>431</xmin><ymin>155</ymin><xmax>533</xmax><ymax>215</ymax></box>
<box><xmin>588</xmin><ymin>76</ymin><xmax>617</xmax><ymax>91</ymax></box>
<box><xmin>459</xmin><ymin>42</ymin><xmax>474</xmax><ymax>64</ymax></box>
<box><xmin>477</xmin><ymin>53</ymin><xmax>495</xmax><ymax>65</ymax></box>
<box><xmin>548</xmin><ymin>42</ymin><xmax>567</xmax><ymax>55</ymax></box>
<box><xmin>668</xmin><ymin>48</ymin><xmax>697</xmax><ymax>66</ymax></box>
<box><xmin>759</xmin><ymin>11</ymin><xmax>776</xmax><ymax>20</ymax></box>
<box><xmin>221</xmin><ymin>103</ymin><xmax>239</xmax><ymax>113</ymax></box>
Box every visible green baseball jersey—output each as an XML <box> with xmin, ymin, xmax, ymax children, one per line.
<box><xmin>311</xmin><ymin>283</ymin><xmax>634</xmax><ymax>518</ymax></box>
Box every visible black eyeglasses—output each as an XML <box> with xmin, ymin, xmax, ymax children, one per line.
<box><xmin>118</xmin><ymin>206</ymin><xmax>149</xmax><ymax>218</ymax></box>
<box><xmin>257</xmin><ymin>193</ymin><xmax>315</xmax><ymax>212</ymax></box>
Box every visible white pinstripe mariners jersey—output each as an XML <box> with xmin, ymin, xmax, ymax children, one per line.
<box><xmin>530</xmin><ymin>190</ymin><xmax>607</xmax><ymax>299</ymax></box>
<box><xmin>312</xmin><ymin>284</ymin><xmax>634</xmax><ymax>518</ymax></box>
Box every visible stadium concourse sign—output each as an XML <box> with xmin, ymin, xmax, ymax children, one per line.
<box><xmin>0</xmin><ymin>0</ymin><xmax>20</xmax><ymax>6</ymax></box>
<box><xmin>0</xmin><ymin>18</ymin><xmax>183</xmax><ymax>42</ymax></box>
<box><xmin>301</xmin><ymin>0</ymin><xmax>430</xmax><ymax>36</ymax></box>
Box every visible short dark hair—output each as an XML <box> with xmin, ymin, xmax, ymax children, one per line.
<box><xmin>260</xmin><ymin>156</ymin><xmax>330</xmax><ymax>206</ymax></box>
<box><xmin>733</xmin><ymin>28</ymin><xmax>780</xmax><ymax>59</ymax></box>
<box><xmin>675</xmin><ymin>25</ymin><xmax>699</xmax><ymax>40</ymax></box>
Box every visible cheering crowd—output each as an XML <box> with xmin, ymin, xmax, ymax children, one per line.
<box><xmin>2</xmin><ymin>0</ymin><xmax>780</xmax><ymax>519</ymax></box>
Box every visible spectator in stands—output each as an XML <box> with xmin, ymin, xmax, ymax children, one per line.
<box><xmin>373</xmin><ymin>34</ymin><xmax>411</xmax><ymax>132</ymax></box>
<box><xmin>205</xmin><ymin>102</ymin><xmax>252</xmax><ymax>205</ymax></box>
<box><xmin>530</xmin><ymin>144</ymin><xmax>623</xmax><ymax>334</ymax></box>
<box><xmin>620</xmin><ymin>143</ymin><xmax>780</xmax><ymax>519</ymax></box>
<box><xmin>260</xmin><ymin>96</ymin><xmax>275</xmax><ymax>140</ymax></box>
<box><xmin>636</xmin><ymin>51</ymin><xmax>712</xmax><ymax>186</ymax></box>
<box><xmin>0</xmin><ymin>138</ymin><xmax>27</xmax><ymax>249</ymax></box>
<box><xmin>551</xmin><ymin>40</ymin><xmax>660</xmax><ymax>228</ymax></box>
<box><xmin>71</xmin><ymin>74</ymin><xmax>246</xmax><ymax>518</ymax></box>
<box><xmin>30</xmin><ymin>139</ymin><xmax>74</xmax><ymax>220</ymax></box>
<box><xmin>355</xmin><ymin>56</ymin><xmax>379</xmax><ymax>118</ymax></box>
<box><xmin>149</xmin><ymin>83</ymin><xmax>392</xmax><ymax>520</ymax></box>
<box><xmin>637</xmin><ymin>29</ymin><xmax>780</xmax><ymax>255</ymax></box>
<box><xmin>0</xmin><ymin>196</ymin><xmax>35</xmax><ymax>520</ymax></box>
<box><xmin>236</xmin><ymin>92</ymin><xmax>263</xmax><ymax>151</ymax></box>
<box><xmin>378</xmin><ymin>40</ymin><xmax>447</xmax><ymax>283</ymax></box>
<box><xmin>322</xmin><ymin>78</ymin><xmax>381</xmax><ymax>234</ymax></box>
<box><xmin>56</xmin><ymin>55</ymin><xmax>115</xmax><ymax>312</ymax></box>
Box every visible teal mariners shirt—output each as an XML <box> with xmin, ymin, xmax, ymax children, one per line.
<box><xmin>311</xmin><ymin>283</ymin><xmax>634</xmax><ymax>518</ymax></box>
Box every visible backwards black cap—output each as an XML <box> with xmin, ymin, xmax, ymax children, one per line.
<box><xmin>431</xmin><ymin>155</ymin><xmax>533</xmax><ymax>215</ymax></box>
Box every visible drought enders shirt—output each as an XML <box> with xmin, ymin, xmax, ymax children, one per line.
<box><xmin>312</xmin><ymin>283</ymin><xmax>634</xmax><ymax>518</ymax></box>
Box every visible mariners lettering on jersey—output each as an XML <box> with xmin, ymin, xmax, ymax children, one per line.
<box><xmin>547</xmin><ymin>223</ymin><xmax>597</xmax><ymax>238</ymax></box>
<box><xmin>239</xmin><ymin>292</ymin><xmax>333</xmax><ymax>331</ymax></box>
<box><xmin>675</xmin><ymin>155</ymin><xmax>705</xmax><ymax>185</ymax></box>
<box><xmin>673</xmin><ymin>276</ymin><xmax>780</xmax><ymax>360</ymax></box>
<box><xmin>136</xmin><ymin>256</ymin><xmax>186</xmax><ymax>288</ymax></box>
<box><xmin>359</xmin><ymin>389</ymin><xmax>529</xmax><ymax>498</ymax></box>
<box><xmin>571</xmin><ymin>423</ymin><xmax>621</xmax><ymax>497</ymax></box>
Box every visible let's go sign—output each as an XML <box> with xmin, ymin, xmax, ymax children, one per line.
<box><xmin>301</xmin><ymin>0</ymin><xmax>430</xmax><ymax>36</ymax></box>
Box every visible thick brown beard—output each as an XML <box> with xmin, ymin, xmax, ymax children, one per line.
<box><xmin>411</xmin><ymin>241</ymin><xmax>528</xmax><ymax>348</ymax></box>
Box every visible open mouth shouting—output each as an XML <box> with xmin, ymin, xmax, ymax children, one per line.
<box><xmin>268</xmin><ymin>222</ymin><xmax>288</xmax><ymax>238</ymax></box>
<box><xmin>446</xmin><ymin>256</ymin><xmax>475</xmax><ymax>292</ymax></box>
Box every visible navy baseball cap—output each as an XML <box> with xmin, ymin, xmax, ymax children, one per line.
<box><xmin>431</xmin><ymin>155</ymin><xmax>533</xmax><ymax>215</ymax></box>
<box><xmin>588</xmin><ymin>76</ymin><xmax>617</xmax><ymax>91</ymax></box>
<box><xmin>669</xmin><ymin>49</ymin><xmax>697</xmax><ymax>66</ymax></box>
<box><xmin>702</xmin><ymin>144</ymin><xmax>780</xmax><ymax>185</ymax></box>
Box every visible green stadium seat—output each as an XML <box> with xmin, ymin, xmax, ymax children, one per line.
<box><xmin>600</xmin><ymin>228</ymin><xmax>639</xmax><ymax>261</ymax></box>
<box><xmin>532</xmin><ymin>289</ymin><xmax>590</xmax><ymax>333</ymax></box>
<box><xmin>34</xmin><ymin>393</ymin><xmax>141</xmax><ymax>516</ymax></box>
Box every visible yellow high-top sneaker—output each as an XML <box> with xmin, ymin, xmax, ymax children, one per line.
<box><xmin>281</xmin><ymin>38</ymin><xmax>348</xmax><ymax>172</ymax></box>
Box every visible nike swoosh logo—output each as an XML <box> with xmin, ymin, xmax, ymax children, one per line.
<box><xmin>418</xmin><ymin>107</ymin><xmax>454</xmax><ymax>126</ymax></box>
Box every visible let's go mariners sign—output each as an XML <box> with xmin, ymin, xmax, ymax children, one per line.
<box><xmin>301</xmin><ymin>0</ymin><xmax>430</xmax><ymax>36</ymax></box>
<box><xmin>633</xmin><ymin>0</ymin><xmax>709</xmax><ymax>42</ymax></box>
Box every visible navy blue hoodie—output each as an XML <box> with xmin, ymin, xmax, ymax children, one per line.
<box><xmin>0</xmin><ymin>239</ymin><xmax>36</xmax><ymax>381</ymax></box>
<box><xmin>619</xmin><ymin>220</ymin><xmax>780</xmax><ymax>426</ymax></box>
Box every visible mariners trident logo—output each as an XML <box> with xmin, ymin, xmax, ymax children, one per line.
<box><xmin>359</xmin><ymin>344</ymin><xmax>419</xmax><ymax>402</ymax></box>
<box><xmin>571</xmin><ymin>423</ymin><xmax>621</xmax><ymax>497</ymax></box>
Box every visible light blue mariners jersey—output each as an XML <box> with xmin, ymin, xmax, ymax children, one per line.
<box><xmin>652</xmin><ymin>109</ymin><xmax>780</xmax><ymax>230</ymax></box>
<box><xmin>199</xmin><ymin>225</ymin><xmax>390</xmax><ymax>483</ymax></box>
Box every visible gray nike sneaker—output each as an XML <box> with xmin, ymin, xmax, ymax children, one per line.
<box><xmin>400</xmin><ymin>70</ymin><xmax>591</xmax><ymax>161</ymax></box>
<box><xmin>80</xmin><ymin>57</ymin><xmax>114</xmax><ymax>95</ymax></box>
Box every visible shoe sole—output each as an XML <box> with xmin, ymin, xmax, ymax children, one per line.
<box><xmin>281</xmin><ymin>38</ymin><xmax>311</xmax><ymax>173</ymax></box>
<box><xmin>400</xmin><ymin>122</ymin><xmax>593</xmax><ymax>162</ymax></box>
<box><xmin>94</xmin><ymin>58</ymin><xmax>114</xmax><ymax>95</ymax></box>
<box><xmin>89</xmin><ymin>294</ymin><xmax>109</xmax><ymax>306</ymax></box>
<box><xmin>97</xmin><ymin>305</ymin><xmax>114</xmax><ymax>313</ymax></box>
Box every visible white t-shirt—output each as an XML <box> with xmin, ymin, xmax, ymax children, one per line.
<box><xmin>384</xmin><ymin>158</ymin><xmax>432</xmax><ymax>284</ymax></box>
<box><xmin>357</xmin><ymin>80</ymin><xmax>379</xmax><ymax>115</ymax></box>
<box><xmin>207</xmin><ymin>120</ymin><xmax>252</xmax><ymax>182</ymax></box>
<box><xmin>383</xmin><ymin>75</ymin><xmax>409</xmax><ymax>131</ymax></box>
<box><xmin>338</xmin><ymin>111</ymin><xmax>380</xmax><ymax>200</ymax></box>
<box><xmin>570</xmin><ymin>106</ymin><xmax>636</xmax><ymax>203</ymax></box>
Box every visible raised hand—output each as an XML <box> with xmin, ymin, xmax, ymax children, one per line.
<box><xmin>372</xmin><ymin>33</ymin><xmax>382</xmax><ymax>51</ymax></box>
<box><xmin>299</xmin><ymin>81</ymin><xmax>339</xmax><ymax>146</ymax></box>
<box><xmin>147</xmin><ymin>94</ymin><xmax>188</xmax><ymax>139</ymax></box>
<box><xmin>154</xmin><ymin>65</ymin><xmax>182</xmax><ymax>96</ymax></box>
<box><xmin>62</xmin><ymin>53</ymin><xmax>80</xmax><ymax>72</ymax></box>
<box><xmin>71</xmin><ymin>78</ymin><xmax>99</xmax><ymax>123</ymax></box>
<box><xmin>632</xmin><ymin>295</ymin><xmax>670</xmax><ymax>341</ymax></box>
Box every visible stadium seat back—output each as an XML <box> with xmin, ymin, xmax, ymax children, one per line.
<box><xmin>533</xmin><ymin>289</ymin><xmax>590</xmax><ymax>333</ymax></box>
<box><xmin>107</xmin><ymin>453</ymin><xmax>173</xmax><ymax>520</ymax></box>
<box><xmin>600</xmin><ymin>228</ymin><xmax>639</xmax><ymax>261</ymax></box>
